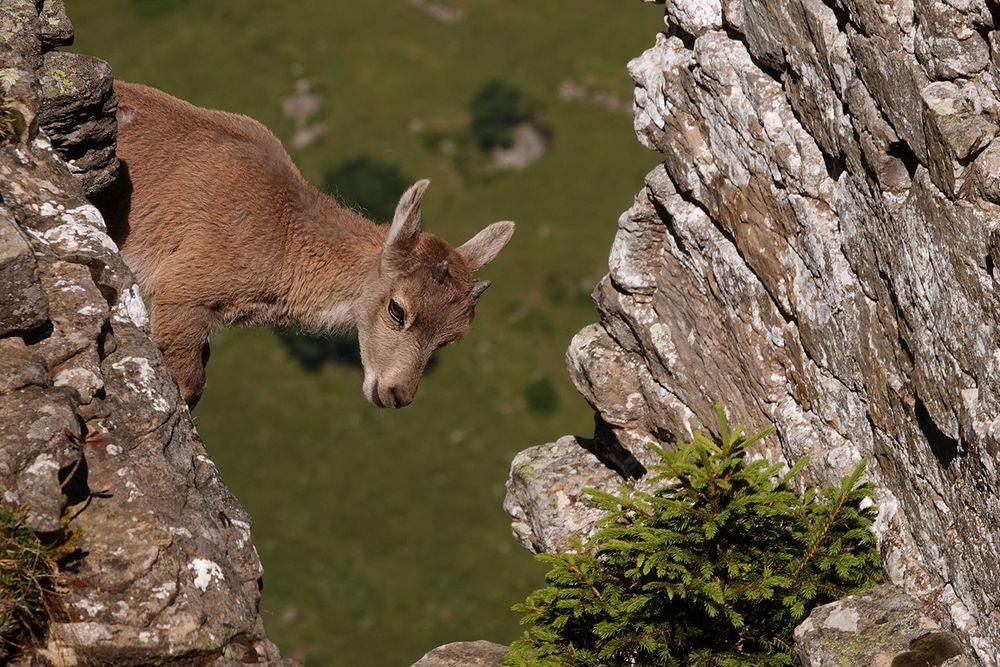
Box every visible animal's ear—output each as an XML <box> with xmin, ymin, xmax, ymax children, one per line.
<box><xmin>457</xmin><ymin>221</ymin><xmax>515</xmax><ymax>272</ymax></box>
<box><xmin>471</xmin><ymin>279</ymin><xmax>491</xmax><ymax>300</ymax></box>
<box><xmin>385</xmin><ymin>179</ymin><xmax>430</xmax><ymax>253</ymax></box>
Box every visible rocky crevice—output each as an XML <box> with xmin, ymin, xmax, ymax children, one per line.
<box><xmin>0</xmin><ymin>1</ymin><xmax>291</xmax><ymax>664</ymax></box>
<box><xmin>506</xmin><ymin>0</ymin><xmax>1000</xmax><ymax>663</ymax></box>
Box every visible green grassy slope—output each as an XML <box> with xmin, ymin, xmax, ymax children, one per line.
<box><xmin>70</xmin><ymin>2</ymin><xmax>663</xmax><ymax>665</ymax></box>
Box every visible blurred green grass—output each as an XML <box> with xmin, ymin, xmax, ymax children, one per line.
<box><xmin>70</xmin><ymin>2</ymin><xmax>663</xmax><ymax>665</ymax></box>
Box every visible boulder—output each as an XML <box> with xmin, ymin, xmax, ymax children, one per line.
<box><xmin>410</xmin><ymin>640</ymin><xmax>508</xmax><ymax>667</ymax></box>
<box><xmin>794</xmin><ymin>584</ymin><xmax>973</xmax><ymax>666</ymax></box>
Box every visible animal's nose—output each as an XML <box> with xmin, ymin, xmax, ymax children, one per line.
<box><xmin>388</xmin><ymin>385</ymin><xmax>412</xmax><ymax>408</ymax></box>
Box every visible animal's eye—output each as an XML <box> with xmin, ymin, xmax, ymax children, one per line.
<box><xmin>387</xmin><ymin>299</ymin><xmax>406</xmax><ymax>327</ymax></box>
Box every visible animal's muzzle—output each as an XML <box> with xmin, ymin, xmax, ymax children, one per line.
<box><xmin>370</xmin><ymin>378</ymin><xmax>414</xmax><ymax>409</ymax></box>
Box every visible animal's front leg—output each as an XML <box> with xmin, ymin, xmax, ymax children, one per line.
<box><xmin>151</xmin><ymin>301</ymin><xmax>212</xmax><ymax>409</ymax></box>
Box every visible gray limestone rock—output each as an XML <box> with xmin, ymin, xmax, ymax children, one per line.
<box><xmin>0</xmin><ymin>338</ymin><xmax>48</xmax><ymax>394</ymax></box>
<box><xmin>0</xmin><ymin>209</ymin><xmax>49</xmax><ymax>336</ymax></box>
<box><xmin>504</xmin><ymin>435</ymin><xmax>650</xmax><ymax>554</ymax></box>
<box><xmin>0</xmin><ymin>0</ymin><xmax>42</xmax><ymax>73</ymax></box>
<box><xmin>411</xmin><ymin>641</ymin><xmax>508</xmax><ymax>667</ymax></box>
<box><xmin>506</xmin><ymin>0</ymin><xmax>1000</xmax><ymax>664</ymax></box>
<box><xmin>38</xmin><ymin>0</ymin><xmax>74</xmax><ymax>49</ymax></box>
<box><xmin>794</xmin><ymin>584</ymin><xmax>972</xmax><ymax>666</ymax></box>
<box><xmin>37</xmin><ymin>50</ymin><xmax>119</xmax><ymax>196</ymax></box>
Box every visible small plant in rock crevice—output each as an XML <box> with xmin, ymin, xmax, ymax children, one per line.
<box><xmin>504</xmin><ymin>405</ymin><xmax>883</xmax><ymax>667</ymax></box>
<box><xmin>0</xmin><ymin>107</ymin><xmax>17</xmax><ymax>141</ymax></box>
<box><xmin>0</xmin><ymin>503</ymin><xmax>81</xmax><ymax>661</ymax></box>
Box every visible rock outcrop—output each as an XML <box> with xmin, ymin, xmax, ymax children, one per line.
<box><xmin>794</xmin><ymin>584</ymin><xmax>971</xmax><ymax>667</ymax></box>
<box><xmin>0</xmin><ymin>2</ymin><xmax>291</xmax><ymax>664</ymax></box>
<box><xmin>410</xmin><ymin>640</ymin><xmax>507</xmax><ymax>667</ymax></box>
<box><xmin>507</xmin><ymin>0</ymin><xmax>1000</xmax><ymax>663</ymax></box>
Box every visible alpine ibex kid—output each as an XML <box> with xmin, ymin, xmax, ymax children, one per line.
<box><xmin>99</xmin><ymin>82</ymin><xmax>514</xmax><ymax>409</ymax></box>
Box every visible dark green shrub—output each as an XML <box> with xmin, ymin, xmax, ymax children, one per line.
<box><xmin>524</xmin><ymin>376</ymin><xmax>560</xmax><ymax>415</ymax></box>
<box><xmin>505</xmin><ymin>406</ymin><xmax>883</xmax><ymax>666</ymax></box>
<box><xmin>323</xmin><ymin>157</ymin><xmax>410</xmax><ymax>223</ymax></box>
<box><xmin>469</xmin><ymin>81</ymin><xmax>535</xmax><ymax>150</ymax></box>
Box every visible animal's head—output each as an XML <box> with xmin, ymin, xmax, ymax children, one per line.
<box><xmin>356</xmin><ymin>179</ymin><xmax>514</xmax><ymax>409</ymax></box>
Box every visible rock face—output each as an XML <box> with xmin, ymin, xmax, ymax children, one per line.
<box><xmin>0</xmin><ymin>2</ymin><xmax>291</xmax><ymax>664</ymax></box>
<box><xmin>507</xmin><ymin>0</ymin><xmax>1000</xmax><ymax>664</ymax></box>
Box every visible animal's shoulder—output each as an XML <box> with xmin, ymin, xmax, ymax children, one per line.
<box><xmin>112</xmin><ymin>80</ymin><xmax>311</xmax><ymax>214</ymax></box>
<box><xmin>115</xmin><ymin>81</ymin><xmax>281</xmax><ymax>150</ymax></box>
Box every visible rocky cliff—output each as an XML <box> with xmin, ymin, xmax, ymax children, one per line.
<box><xmin>507</xmin><ymin>0</ymin><xmax>1000</xmax><ymax>664</ymax></box>
<box><xmin>0</xmin><ymin>2</ymin><xmax>290</xmax><ymax>663</ymax></box>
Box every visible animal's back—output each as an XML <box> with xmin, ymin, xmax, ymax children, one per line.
<box><xmin>105</xmin><ymin>81</ymin><xmax>305</xmax><ymax>294</ymax></box>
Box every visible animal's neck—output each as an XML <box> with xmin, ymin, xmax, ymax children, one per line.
<box><xmin>280</xmin><ymin>193</ymin><xmax>388</xmax><ymax>331</ymax></box>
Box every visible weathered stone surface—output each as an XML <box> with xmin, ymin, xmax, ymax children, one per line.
<box><xmin>0</xmin><ymin>338</ymin><xmax>48</xmax><ymax>394</ymax></box>
<box><xmin>965</xmin><ymin>139</ymin><xmax>1000</xmax><ymax>203</ymax></box>
<box><xmin>507</xmin><ymin>0</ymin><xmax>1000</xmax><ymax>664</ymax></box>
<box><xmin>37</xmin><ymin>49</ymin><xmax>118</xmax><ymax>196</ymax></box>
<box><xmin>1</xmin><ymin>3</ymin><xmax>293</xmax><ymax>664</ymax></box>
<box><xmin>410</xmin><ymin>640</ymin><xmax>508</xmax><ymax>667</ymax></box>
<box><xmin>913</xmin><ymin>0</ymin><xmax>990</xmax><ymax>80</ymax></box>
<box><xmin>922</xmin><ymin>80</ymin><xmax>998</xmax><ymax>195</ymax></box>
<box><xmin>0</xmin><ymin>0</ymin><xmax>42</xmax><ymax>72</ymax></box>
<box><xmin>38</xmin><ymin>0</ymin><xmax>74</xmax><ymax>48</ymax></box>
<box><xmin>794</xmin><ymin>584</ymin><xmax>972</xmax><ymax>666</ymax></box>
<box><xmin>663</xmin><ymin>0</ymin><xmax>722</xmax><ymax>36</ymax></box>
<box><xmin>505</xmin><ymin>435</ymin><xmax>655</xmax><ymax>554</ymax></box>
<box><xmin>0</xmin><ymin>384</ymin><xmax>79</xmax><ymax>531</ymax></box>
<box><xmin>0</xmin><ymin>209</ymin><xmax>49</xmax><ymax>335</ymax></box>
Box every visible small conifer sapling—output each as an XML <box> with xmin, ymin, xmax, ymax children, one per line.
<box><xmin>505</xmin><ymin>405</ymin><xmax>883</xmax><ymax>666</ymax></box>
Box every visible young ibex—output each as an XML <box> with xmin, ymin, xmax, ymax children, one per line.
<box><xmin>99</xmin><ymin>82</ymin><xmax>514</xmax><ymax>409</ymax></box>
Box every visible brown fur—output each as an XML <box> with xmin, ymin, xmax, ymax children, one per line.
<box><xmin>99</xmin><ymin>81</ymin><xmax>514</xmax><ymax>409</ymax></box>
